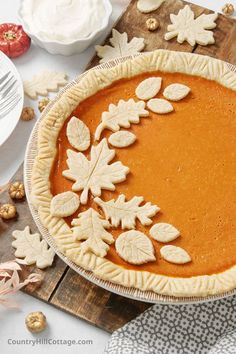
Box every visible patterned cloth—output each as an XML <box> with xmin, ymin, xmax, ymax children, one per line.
<box><xmin>104</xmin><ymin>295</ymin><xmax>236</xmax><ymax>354</ymax></box>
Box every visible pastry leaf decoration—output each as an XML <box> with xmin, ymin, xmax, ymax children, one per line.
<box><xmin>95</xmin><ymin>99</ymin><xmax>149</xmax><ymax>141</ymax></box>
<box><xmin>12</xmin><ymin>226</ymin><xmax>55</xmax><ymax>269</ymax></box>
<box><xmin>160</xmin><ymin>245</ymin><xmax>191</xmax><ymax>264</ymax></box>
<box><xmin>62</xmin><ymin>138</ymin><xmax>129</xmax><ymax>205</ymax></box>
<box><xmin>95</xmin><ymin>29</ymin><xmax>145</xmax><ymax>64</ymax></box>
<box><xmin>95</xmin><ymin>194</ymin><xmax>160</xmax><ymax>230</ymax></box>
<box><xmin>72</xmin><ymin>208</ymin><xmax>113</xmax><ymax>257</ymax></box>
<box><xmin>66</xmin><ymin>116</ymin><xmax>90</xmax><ymax>151</ymax></box>
<box><xmin>50</xmin><ymin>191</ymin><xmax>80</xmax><ymax>217</ymax></box>
<box><xmin>24</xmin><ymin>71</ymin><xmax>68</xmax><ymax>99</ymax></box>
<box><xmin>115</xmin><ymin>230</ymin><xmax>156</xmax><ymax>264</ymax></box>
<box><xmin>150</xmin><ymin>223</ymin><xmax>180</xmax><ymax>243</ymax></box>
<box><xmin>108</xmin><ymin>131</ymin><xmax>136</xmax><ymax>148</ymax></box>
<box><xmin>164</xmin><ymin>5</ymin><xmax>218</xmax><ymax>46</ymax></box>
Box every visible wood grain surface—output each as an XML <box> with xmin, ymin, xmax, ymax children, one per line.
<box><xmin>0</xmin><ymin>0</ymin><xmax>236</xmax><ymax>333</ymax></box>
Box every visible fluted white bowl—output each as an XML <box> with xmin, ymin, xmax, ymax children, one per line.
<box><xmin>18</xmin><ymin>0</ymin><xmax>112</xmax><ymax>56</ymax></box>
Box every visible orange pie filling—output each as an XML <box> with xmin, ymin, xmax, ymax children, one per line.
<box><xmin>50</xmin><ymin>71</ymin><xmax>236</xmax><ymax>278</ymax></box>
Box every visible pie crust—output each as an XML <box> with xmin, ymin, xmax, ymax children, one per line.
<box><xmin>31</xmin><ymin>50</ymin><xmax>236</xmax><ymax>297</ymax></box>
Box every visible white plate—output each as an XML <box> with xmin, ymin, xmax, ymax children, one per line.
<box><xmin>0</xmin><ymin>51</ymin><xmax>24</xmax><ymax>146</ymax></box>
<box><xmin>24</xmin><ymin>55</ymin><xmax>236</xmax><ymax>304</ymax></box>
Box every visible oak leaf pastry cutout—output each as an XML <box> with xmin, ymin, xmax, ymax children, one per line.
<box><xmin>160</xmin><ymin>245</ymin><xmax>191</xmax><ymax>264</ymax></box>
<box><xmin>108</xmin><ymin>131</ymin><xmax>136</xmax><ymax>148</ymax></box>
<box><xmin>95</xmin><ymin>99</ymin><xmax>149</xmax><ymax>141</ymax></box>
<box><xmin>24</xmin><ymin>71</ymin><xmax>68</xmax><ymax>99</ymax></box>
<box><xmin>147</xmin><ymin>98</ymin><xmax>174</xmax><ymax>114</ymax></box>
<box><xmin>95</xmin><ymin>29</ymin><xmax>145</xmax><ymax>64</ymax></box>
<box><xmin>66</xmin><ymin>116</ymin><xmax>90</xmax><ymax>151</ymax></box>
<box><xmin>95</xmin><ymin>194</ymin><xmax>160</xmax><ymax>229</ymax></box>
<box><xmin>115</xmin><ymin>230</ymin><xmax>156</xmax><ymax>265</ymax></box>
<box><xmin>72</xmin><ymin>208</ymin><xmax>113</xmax><ymax>257</ymax></box>
<box><xmin>164</xmin><ymin>5</ymin><xmax>218</xmax><ymax>46</ymax></box>
<box><xmin>150</xmin><ymin>223</ymin><xmax>180</xmax><ymax>243</ymax></box>
<box><xmin>137</xmin><ymin>0</ymin><xmax>165</xmax><ymax>13</ymax></box>
<box><xmin>50</xmin><ymin>191</ymin><xmax>80</xmax><ymax>217</ymax></box>
<box><xmin>135</xmin><ymin>77</ymin><xmax>162</xmax><ymax>100</ymax></box>
<box><xmin>163</xmin><ymin>83</ymin><xmax>190</xmax><ymax>101</ymax></box>
<box><xmin>62</xmin><ymin>138</ymin><xmax>129</xmax><ymax>205</ymax></box>
<box><xmin>12</xmin><ymin>226</ymin><xmax>55</xmax><ymax>269</ymax></box>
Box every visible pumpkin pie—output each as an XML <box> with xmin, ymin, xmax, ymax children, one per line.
<box><xmin>31</xmin><ymin>50</ymin><xmax>236</xmax><ymax>297</ymax></box>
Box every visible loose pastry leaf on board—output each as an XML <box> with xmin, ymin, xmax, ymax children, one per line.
<box><xmin>50</xmin><ymin>191</ymin><xmax>80</xmax><ymax>217</ymax></box>
<box><xmin>137</xmin><ymin>0</ymin><xmax>165</xmax><ymax>14</ymax></box>
<box><xmin>95</xmin><ymin>194</ymin><xmax>160</xmax><ymax>229</ymax></box>
<box><xmin>150</xmin><ymin>223</ymin><xmax>180</xmax><ymax>243</ymax></box>
<box><xmin>95</xmin><ymin>29</ymin><xmax>145</xmax><ymax>63</ymax></box>
<box><xmin>24</xmin><ymin>71</ymin><xmax>68</xmax><ymax>99</ymax></box>
<box><xmin>164</xmin><ymin>5</ymin><xmax>218</xmax><ymax>46</ymax></box>
<box><xmin>115</xmin><ymin>230</ymin><xmax>156</xmax><ymax>265</ymax></box>
<box><xmin>62</xmin><ymin>139</ymin><xmax>129</xmax><ymax>204</ymax></box>
<box><xmin>95</xmin><ymin>99</ymin><xmax>149</xmax><ymax>141</ymax></box>
<box><xmin>72</xmin><ymin>208</ymin><xmax>113</xmax><ymax>257</ymax></box>
<box><xmin>160</xmin><ymin>245</ymin><xmax>191</xmax><ymax>264</ymax></box>
<box><xmin>12</xmin><ymin>227</ymin><xmax>55</xmax><ymax>269</ymax></box>
<box><xmin>66</xmin><ymin>116</ymin><xmax>90</xmax><ymax>151</ymax></box>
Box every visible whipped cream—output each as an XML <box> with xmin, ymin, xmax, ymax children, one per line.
<box><xmin>21</xmin><ymin>0</ymin><xmax>109</xmax><ymax>43</ymax></box>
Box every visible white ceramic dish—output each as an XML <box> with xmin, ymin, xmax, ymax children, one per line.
<box><xmin>0</xmin><ymin>51</ymin><xmax>24</xmax><ymax>147</ymax></box>
<box><xmin>24</xmin><ymin>55</ymin><xmax>236</xmax><ymax>304</ymax></box>
<box><xmin>18</xmin><ymin>0</ymin><xmax>112</xmax><ymax>56</ymax></box>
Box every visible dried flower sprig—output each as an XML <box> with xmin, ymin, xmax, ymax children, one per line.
<box><xmin>0</xmin><ymin>259</ymin><xmax>41</xmax><ymax>308</ymax></box>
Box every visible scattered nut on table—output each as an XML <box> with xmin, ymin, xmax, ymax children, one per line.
<box><xmin>146</xmin><ymin>18</ymin><xmax>160</xmax><ymax>31</ymax></box>
<box><xmin>25</xmin><ymin>312</ymin><xmax>47</xmax><ymax>333</ymax></box>
<box><xmin>38</xmin><ymin>98</ymin><xmax>50</xmax><ymax>112</ymax></box>
<box><xmin>8</xmin><ymin>181</ymin><xmax>25</xmax><ymax>200</ymax></box>
<box><xmin>222</xmin><ymin>3</ymin><xmax>234</xmax><ymax>16</ymax></box>
<box><xmin>20</xmin><ymin>107</ymin><xmax>35</xmax><ymax>121</ymax></box>
<box><xmin>0</xmin><ymin>203</ymin><xmax>17</xmax><ymax>220</ymax></box>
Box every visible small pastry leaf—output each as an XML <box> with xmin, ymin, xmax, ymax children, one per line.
<box><xmin>160</xmin><ymin>245</ymin><xmax>191</xmax><ymax>264</ymax></box>
<box><xmin>115</xmin><ymin>230</ymin><xmax>156</xmax><ymax>264</ymax></box>
<box><xmin>147</xmin><ymin>98</ymin><xmax>174</xmax><ymax>114</ymax></box>
<box><xmin>66</xmin><ymin>116</ymin><xmax>90</xmax><ymax>151</ymax></box>
<box><xmin>108</xmin><ymin>131</ymin><xmax>136</xmax><ymax>148</ymax></box>
<box><xmin>50</xmin><ymin>191</ymin><xmax>80</xmax><ymax>217</ymax></box>
<box><xmin>150</xmin><ymin>223</ymin><xmax>180</xmax><ymax>243</ymax></box>
<box><xmin>135</xmin><ymin>77</ymin><xmax>162</xmax><ymax>100</ymax></box>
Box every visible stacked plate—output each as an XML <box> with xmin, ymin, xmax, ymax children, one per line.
<box><xmin>0</xmin><ymin>51</ymin><xmax>24</xmax><ymax>146</ymax></box>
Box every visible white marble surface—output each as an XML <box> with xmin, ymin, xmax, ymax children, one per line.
<box><xmin>0</xmin><ymin>1</ymin><xmax>235</xmax><ymax>354</ymax></box>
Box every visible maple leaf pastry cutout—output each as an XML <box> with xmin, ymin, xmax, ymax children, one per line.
<box><xmin>165</xmin><ymin>5</ymin><xmax>218</xmax><ymax>46</ymax></box>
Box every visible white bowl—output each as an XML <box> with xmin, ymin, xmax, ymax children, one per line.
<box><xmin>18</xmin><ymin>0</ymin><xmax>112</xmax><ymax>56</ymax></box>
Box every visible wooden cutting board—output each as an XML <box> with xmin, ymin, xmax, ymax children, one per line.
<box><xmin>0</xmin><ymin>0</ymin><xmax>236</xmax><ymax>333</ymax></box>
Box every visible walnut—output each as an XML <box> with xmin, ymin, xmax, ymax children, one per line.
<box><xmin>222</xmin><ymin>3</ymin><xmax>234</xmax><ymax>16</ymax></box>
<box><xmin>8</xmin><ymin>181</ymin><xmax>25</xmax><ymax>200</ymax></box>
<box><xmin>20</xmin><ymin>107</ymin><xmax>35</xmax><ymax>121</ymax></box>
<box><xmin>25</xmin><ymin>312</ymin><xmax>47</xmax><ymax>333</ymax></box>
<box><xmin>38</xmin><ymin>98</ymin><xmax>50</xmax><ymax>113</ymax></box>
<box><xmin>0</xmin><ymin>204</ymin><xmax>17</xmax><ymax>220</ymax></box>
<box><xmin>146</xmin><ymin>18</ymin><xmax>160</xmax><ymax>31</ymax></box>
